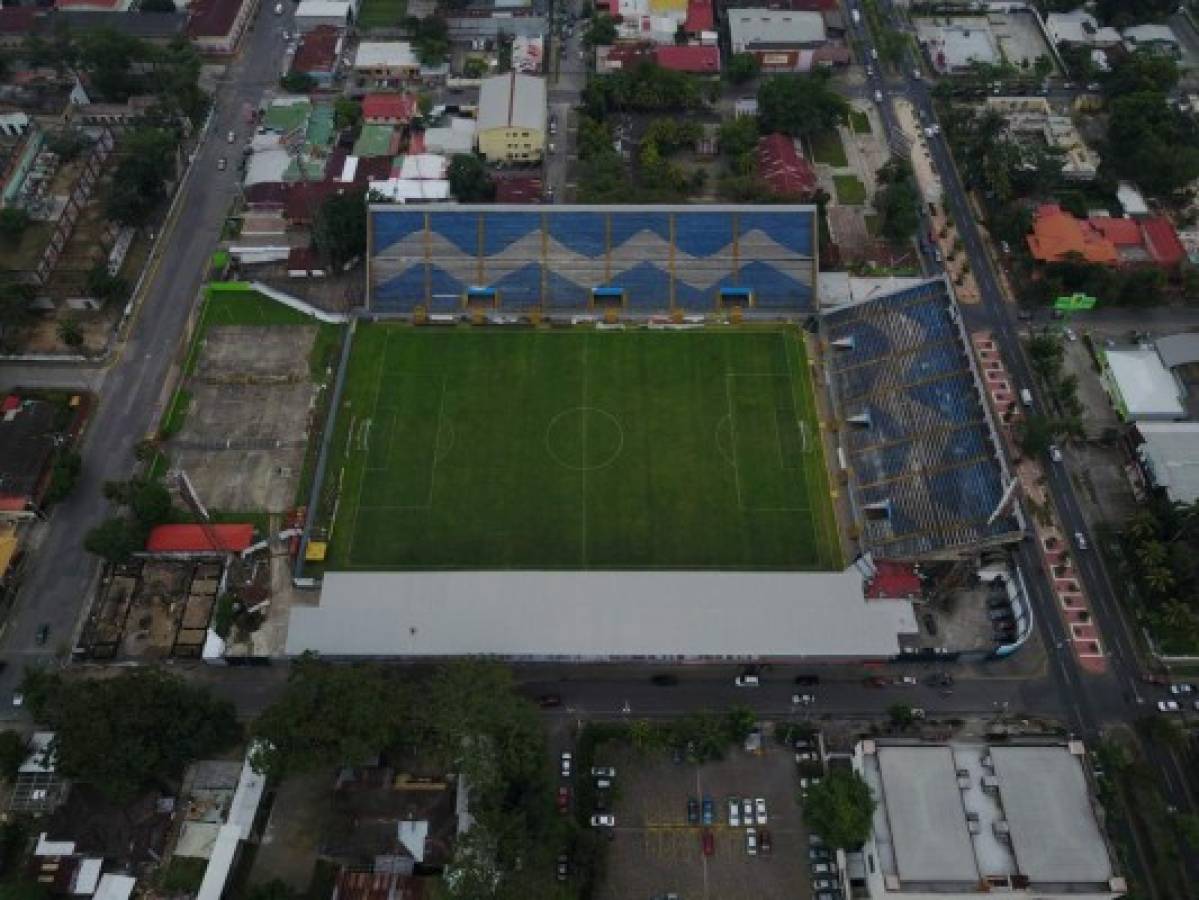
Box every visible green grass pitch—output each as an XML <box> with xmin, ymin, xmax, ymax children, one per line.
<box><xmin>325</xmin><ymin>326</ymin><xmax>842</xmax><ymax>571</ymax></box>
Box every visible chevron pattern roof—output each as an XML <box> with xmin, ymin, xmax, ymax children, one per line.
<box><xmin>824</xmin><ymin>280</ymin><xmax>1020</xmax><ymax>559</ymax></box>
<box><xmin>368</xmin><ymin>205</ymin><xmax>817</xmax><ymax>313</ymax></box>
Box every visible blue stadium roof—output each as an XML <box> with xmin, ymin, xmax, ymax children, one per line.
<box><xmin>368</xmin><ymin>205</ymin><xmax>817</xmax><ymax>314</ymax></box>
<box><xmin>824</xmin><ymin>280</ymin><xmax>1020</xmax><ymax>559</ymax></box>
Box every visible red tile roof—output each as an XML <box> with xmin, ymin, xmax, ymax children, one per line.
<box><xmin>1090</xmin><ymin>216</ymin><xmax>1141</xmax><ymax>246</ymax></box>
<box><xmin>1140</xmin><ymin>217</ymin><xmax>1186</xmax><ymax>268</ymax></box>
<box><xmin>602</xmin><ymin>44</ymin><xmax>654</xmax><ymax>71</ymax></box>
<box><xmin>186</xmin><ymin>0</ymin><xmax>244</xmax><ymax>38</ymax></box>
<box><xmin>654</xmin><ymin>45</ymin><xmax>720</xmax><ymax>73</ymax></box>
<box><xmin>243</xmin><ymin>182</ymin><xmax>288</xmax><ymax>207</ymax></box>
<box><xmin>684</xmin><ymin>0</ymin><xmax>713</xmax><ymax>33</ymax></box>
<box><xmin>757</xmin><ymin>133</ymin><xmax>816</xmax><ymax>197</ymax></box>
<box><xmin>495</xmin><ymin>174</ymin><xmax>543</xmax><ymax>203</ymax></box>
<box><xmin>146</xmin><ymin>524</ymin><xmax>255</xmax><ymax>554</ymax></box>
<box><xmin>293</xmin><ymin>25</ymin><xmax>341</xmax><ymax>75</ymax></box>
<box><xmin>362</xmin><ymin>93</ymin><xmax>418</xmax><ymax>123</ymax></box>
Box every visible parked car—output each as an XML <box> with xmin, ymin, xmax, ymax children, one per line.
<box><xmin>217</xmin><ymin>157</ymin><xmax>227</xmax><ymax>171</ymax></box>
<box><xmin>701</xmin><ymin>795</ymin><xmax>714</xmax><ymax>826</ymax></box>
<box><xmin>1158</xmin><ymin>700</ymin><xmax>1181</xmax><ymax>713</ymax></box>
<box><xmin>755</xmin><ymin>798</ymin><xmax>767</xmax><ymax>826</ymax></box>
<box><xmin>1074</xmin><ymin>531</ymin><xmax>1088</xmax><ymax>550</ymax></box>
<box><xmin>728</xmin><ymin>797</ymin><xmax>741</xmax><ymax>827</ymax></box>
<box><xmin>759</xmin><ymin>828</ymin><xmax>772</xmax><ymax>854</ymax></box>
<box><xmin>1168</xmin><ymin>683</ymin><xmax>1195</xmax><ymax>695</ymax></box>
<box><xmin>687</xmin><ymin>797</ymin><xmax>699</xmax><ymax>825</ymax></box>
<box><xmin>591</xmin><ymin>766</ymin><xmax>616</xmax><ymax>778</ymax></box>
<box><xmin>556</xmin><ymin>855</ymin><xmax>568</xmax><ymax>881</ymax></box>
<box><xmin>560</xmin><ymin>751</ymin><xmax>572</xmax><ymax>777</ymax></box>
<box><xmin>816</xmin><ymin>892</ymin><xmax>842</xmax><ymax>900</ymax></box>
<box><xmin>795</xmin><ymin>751</ymin><xmax>818</xmax><ymax>763</ymax></box>
<box><xmin>811</xmin><ymin>861</ymin><xmax>837</xmax><ymax>876</ymax></box>
<box><xmin>227</xmin><ymin>130</ymin><xmax>235</xmax><ymax>143</ymax></box>
<box><xmin>590</xmin><ymin>814</ymin><xmax>615</xmax><ymax>827</ymax></box>
<box><xmin>741</xmin><ymin>798</ymin><xmax>753</xmax><ymax>823</ymax></box>
<box><xmin>734</xmin><ymin>675</ymin><xmax>760</xmax><ymax>687</ymax></box>
<box><xmin>809</xmin><ymin>833</ymin><xmax>825</xmax><ymax>847</ymax></box>
<box><xmin>556</xmin><ymin>786</ymin><xmax>570</xmax><ymax>813</ymax></box>
<box><xmin>799</xmin><ymin>777</ymin><xmax>823</xmax><ymax>793</ymax></box>
<box><xmin>792</xmin><ymin>694</ymin><xmax>815</xmax><ymax>705</ymax></box>
<box><xmin>898</xmin><ymin>675</ymin><xmax>917</xmax><ymax>685</ymax></box>
<box><xmin>812</xmin><ymin>878</ymin><xmax>839</xmax><ymax>890</ymax></box>
<box><xmin>1049</xmin><ymin>444</ymin><xmax>1063</xmax><ymax>462</ymax></box>
<box><xmin>537</xmin><ymin>694</ymin><xmax>562</xmax><ymax>707</ymax></box>
<box><xmin>911</xmin><ymin>707</ymin><xmax>926</xmax><ymax>719</ymax></box>
<box><xmin>595</xmin><ymin>778</ymin><xmax>612</xmax><ymax>790</ymax></box>
<box><xmin>809</xmin><ymin>847</ymin><xmax>832</xmax><ymax>861</ymax></box>
<box><xmin>745</xmin><ymin>827</ymin><xmax>758</xmax><ymax>856</ymax></box>
<box><xmin>701</xmin><ymin>828</ymin><xmax>715</xmax><ymax>856</ymax></box>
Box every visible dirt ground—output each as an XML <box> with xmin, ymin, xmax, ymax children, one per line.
<box><xmin>171</xmin><ymin>326</ymin><xmax>318</xmax><ymax>513</ymax></box>
<box><xmin>597</xmin><ymin>743</ymin><xmax>812</xmax><ymax>900</ymax></box>
<box><xmin>250</xmin><ymin>772</ymin><xmax>330</xmax><ymax>892</ymax></box>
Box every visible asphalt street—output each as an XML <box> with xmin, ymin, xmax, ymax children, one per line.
<box><xmin>0</xmin><ymin>3</ymin><xmax>293</xmax><ymax>717</ymax></box>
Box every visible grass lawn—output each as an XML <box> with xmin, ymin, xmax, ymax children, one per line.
<box><xmin>834</xmin><ymin>175</ymin><xmax>867</xmax><ymax>205</ymax></box>
<box><xmin>849</xmin><ymin>109</ymin><xmax>872</xmax><ymax>135</ymax></box>
<box><xmin>323</xmin><ymin>327</ymin><xmax>841</xmax><ymax>571</ymax></box>
<box><xmin>357</xmin><ymin>0</ymin><xmax>406</xmax><ymax>29</ymax></box>
<box><xmin>808</xmin><ymin>130</ymin><xmax>848</xmax><ymax>167</ymax></box>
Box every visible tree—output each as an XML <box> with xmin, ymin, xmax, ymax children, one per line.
<box><xmin>86</xmin><ymin>264</ymin><xmax>129</xmax><ymax>308</ymax></box>
<box><xmin>404</xmin><ymin>15</ymin><xmax>449</xmax><ymax>66</ymax></box>
<box><xmin>757</xmin><ymin>73</ymin><xmax>847</xmax><ymax>139</ymax></box>
<box><xmin>0</xmin><ymin>208</ymin><xmax>30</xmax><ymax>243</ymax></box>
<box><xmin>448</xmin><ymin>154</ymin><xmax>495</xmax><ymax>202</ymax></box>
<box><xmin>0</xmin><ymin>881</ymin><xmax>49</xmax><ymax>900</ymax></box>
<box><xmin>57</xmin><ymin>317</ymin><xmax>84</xmax><ymax>350</ymax></box>
<box><xmin>803</xmin><ymin>769</ymin><xmax>876</xmax><ymax>849</ymax></box>
<box><xmin>78</xmin><ymin>29</ymin><xmax>142</xmax><ymax>100</ymax></box>
<box><xmin>873</xmin><ymin>160</ymin><xmax>919</xmax><ymax>244</ymax></box>
<box><xmin>280</xmin><ymin>71</ymin><xmax>315</xmax><ymax>93</ymax></box>
<box><xmin>20</xmin><ymin>668</ymin><xmax>241</xmax><ymax>800</ymax></box>
<box><xmin>0</xmin><ymin>282</ymin><xmax>34</xmax><ymax>352</ymax></box>
<box><xmin>44</xmin><ymin>450</ymin><xmax>82</xmax><ymax>505</ymax></box>
<box><xmin>0</xmin><ymin>731</ymin><xmax>27</xmax><ymax>780</ymax></box>
<box><xmin>1095</xmin><ymin>0</ymin><xmax>1176</xmax><ymax>27</ymax></box>
<box><xmin>83</xmin><ymin>516</ymin><xmax>144</xmax><ymax>564</ymax></box>
<box><xmin>888</xmin><ymin>703</ymin><xmax>914</xmax><ymax>728</ymax></box>
<box><xmin>105</xmin><ymin>127</ymin><xmax>176</xmax><ymax>226</ymax></box>
<box><xmin>333</xmin><ymin>98</ymin><xmax>362</xmax><ymax>131</ymax></box>
<box><xmin>1106</xmin><ymin>92</ymin><xmax>1199</xmax><ymax>198</ymax></box>
<box><xmin>583</xmin><ymin>14</ymin><xmax>617</xmax><ymax>47</ymax></box>
<box><xmin>1017</xmin><ymin>414</ymin><xmax>1064</xmax><ymax>458</ymax></box>
<box><xmin>130</xmin><ymin>479</ymin><xmax>172</xmax><ymax>526</ymax></box>
<box><xmin>719</xmin><ymin>116</ymin><xmax>759</xmax><ymax>159</ymax></box>
<box><xmin>1104</xmin><ymin>53</ymin><xmax>1179</xmax><ymax>98</ymax></box>
<box><xmin>251</xmin><ymin>655</ymin><xmax>411</xmax><ymax>777</ymax></box>
<box><xmin>312</xmin><ymin>190</ymin><xmax>366</xmax><ymax>270</ymax></box>
<box><xmin>726</xmin><ymin>52</ymin><xmax>759</xmax><ymax>85</ymax></box>
<box><xmin>1118</xmin><ymin>267</ymin><xmax>1165</xmax><ymax>307</ymax></box>
<box><xmin>463</xmin><ymin>57</ymin><xmax>489</xmax><ymax>79</ymax></box>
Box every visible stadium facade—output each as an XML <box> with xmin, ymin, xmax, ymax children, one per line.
<box><xmin>367</xmin><ymin>204</ymin><xmax>818</xmax><ymax>314</ymax></box>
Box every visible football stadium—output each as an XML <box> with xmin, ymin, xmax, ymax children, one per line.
<box><xmin>285</xmin><ymin>205</ymin><xmax>1021</xmax><ymax>661</ymax></box>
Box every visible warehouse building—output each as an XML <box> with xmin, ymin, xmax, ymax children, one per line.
<box><xmin>475</xmin><ymin>73</ymin><xmax>547</xmax><ymax>164</ymax></box>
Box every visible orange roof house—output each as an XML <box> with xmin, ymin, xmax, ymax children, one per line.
<box><xmin>1027</xmin><ymin>204</ymin><xmax>1185</xmax><ymax>270</ymax></box>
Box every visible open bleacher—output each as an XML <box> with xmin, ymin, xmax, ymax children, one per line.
<box><xmin>824</xmin><ymin>280</ymin><xmax>1020</xmax><ymax>558</ymax></box>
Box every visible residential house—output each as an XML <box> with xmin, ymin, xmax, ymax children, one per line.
<box><xmin>726</xmin><ymin>9</ymin><xmax>841</xmax><ymax>72</ymax></box>
<box><xmin>362</xmin><ymin>94</ymin><xmax>418</xmax><ymax>126</ymax></box>
<box><xmin>476</xmin><ymin>73</ymin><xmax>546</xmax><ymax>164</ymax></box>
<box><xmin>983</xmin><ymin>97</ymin><xmax>1100</xmax><ymax>181</ymax></box>
<box><xmin>423</xmin><ymin>118</ymin><xmax>476</xmax><ymax>156</ymax></box>
<box><xmin>294</xmin><ymin>0</ymin><xmax>356</xmax><ymax>33</ymax></box>
<box><xmin>1026</xmin><ymin>204</ymin><xmax>1186</xmax><ymax>272</ymax></box>
<box><xmin>654</xmin><ymin>45</ymin><xmax>720</xmax><ymax>73</ymax></box>
<box><xmin>186</xmin><ymin>0</ymin><xmax>258</xmax><ymax>54</ymax></box>
<box><xmin>352</xmin><ymin>42</ymin><xmax>422</xmax><ymax>91</ymax></box>
<box><xmin>1122</xmin><ymin>24</ymin><xmax>1181</xmax><ymax>60</ymax></box>
<box><xmin>291</xmin><ymin>25</ymin><xmax>344</xmax><ymax>88</ymax></box>
<box><xmin>684</xmin><ymin>0</ymin><xmax>715</xmax><ymax>40</ymax></box>
<box><xmin>757</xmin><ymin>133</ymin><xmax>816</xmax><ymax>197</ymax></box>
<box><xmin>0</xmin><ymin>396</ymin><xmax>62</xmax><ymax>521</ymax></box>
<box><xmin>1044</xmin><ymin>9</ymin><xmax>1120</xmax><ymax>48</ymax></box>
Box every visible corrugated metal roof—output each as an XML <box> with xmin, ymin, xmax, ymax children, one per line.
<box><xmin>286</xmin><ymin>569</ymin><xmax>915</xmax><ymax>659</ymax></box>
<box><xmin>477</xmin><ymin>72</ymin><xmax>546</xmax><ymax>133</ymax></box>
<box><xmin>145</xmin><ymin>524</ymin><xmax>255</xmax><ymax>553</ymax></box>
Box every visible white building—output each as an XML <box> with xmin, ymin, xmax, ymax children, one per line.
<box><xmin>423</xmin><ymin>117</ymin><xmax>476</xmax><ymax>156</ymax></box>
<box><xmin>1135</xmin><ymin>422</ymin><xmax>1199</xmax><ymax>505</ymax></box>
<box><xmin>293</xmin><ymin>0</ymin><xmax>355</xmax><ymax>32</ymax></box>
<box><xmin>1044</xmin><ymin>9</ymin><xmax>1120</xmax><ymax>48</ymax></box>
<box><xmin>856</xmin><ymin>740</ymin><xmax>1125</xmax><ymax>900</ymax></box>
<box><xmin>1101</xmin><ymin>346</ymin><xmax>1186</xmax><ymax>422</ymax></box>
<box><xmin>1122</xmin><ymin>24</ymin><xmax>1181</xmax><ymax>59</ymax></box>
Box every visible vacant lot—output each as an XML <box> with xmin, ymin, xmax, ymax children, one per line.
<box><xmin>597</xmin><ymin>743</ymin><xmax>811</xmax><ymax>900</ymax></box>
<box><xmin>325</xmin><ymin>326</ymin><xmax>840</xmax><ymax>570</ymax></box>
<box><xmin>357</xmin><ymin>0</ymin><xmax>406</xmax><ymax>28</ymax></box>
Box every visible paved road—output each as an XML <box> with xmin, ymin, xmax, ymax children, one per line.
<box><xmin>0</xmin><ymin>4</ymin><xmax>292</xmax><ymax>717</ymax></box>
<box><xmin>546</xmin><ymin>0</ymin><xmax>587</xmax><ymax>200</ymax></box>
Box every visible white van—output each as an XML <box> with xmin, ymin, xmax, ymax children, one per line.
<box><xmin>1020</xmin><ymin>388</ymin><xmax>1033</xmax><ymax>408</ymax></box>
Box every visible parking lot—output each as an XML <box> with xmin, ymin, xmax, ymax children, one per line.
<box><xmin>596</xmin><ymin>742</ymin><xmax>813</xmax><ymax>900</ymax></box>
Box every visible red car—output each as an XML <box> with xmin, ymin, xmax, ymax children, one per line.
<box><xmin>701</xmin><ymin>829</ymin><xmax>714</xmax><ymax>857</ymax></box>
<box><xmin>556</xmin><ymin>786</ymin><xmax>570</xmax><ymax>813</ymax></box>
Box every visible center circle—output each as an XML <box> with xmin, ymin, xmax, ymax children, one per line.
<box><xmin>545</xmin><ymin>407</ymin><xmax>624</xmax><ymax>471</ymax></box>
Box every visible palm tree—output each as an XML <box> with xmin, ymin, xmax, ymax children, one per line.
<box><xmin>1127</xmin><ymin>510</ymin><xmax>1158</xmax><ymax>543</ymax></box>
<box><xmin>1137</xmin><ymin>540</ymin><xmax>1167</xmax><ymax>569</ymax></box>
<box><xmin>57</xmin><ymin>316</ymin><xmax>83</xmax><ymax>349</ymax></box>
<box><xmin>1144</xmin><ymin>566</ymin><xmax>1175</xmax><ymax>597</ymax></box>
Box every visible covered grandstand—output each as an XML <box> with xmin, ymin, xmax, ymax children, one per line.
<box><xmin>824</xmin><ymin>279</ymin><xmax>1021</xmax><ymax>559</ymax></box>
<box><xmin>367</xmin><ymin>204</ymin><xmax>817</xmax><ymax>314</ymax></box>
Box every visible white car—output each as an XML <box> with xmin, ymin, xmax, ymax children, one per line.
<box><xmin>745</xmin><ymin>827</ymin><xmax>758</xmax><ymax>856</ymax></box>
<box><xmin>734</xmin><ymin>675</ymin><xmax>760</xmax><ymax>687</ymax></box>
<box><xmin>1158</xmin><ymin>700</ymin><xmax>1180</xmax><ymax>713</ymax></box>
<box><xmin>792</xmin><ymin>694</ymin><xmax>815</xmax><ymax>705</ymax></box>
<box><xmin>227</xmin><ymin>130</ymin><xmax>235</xmax><ymax>143</ymax></box>
<box><xmin>560</xmin><ymin>751</ymin><xmax>573</xmax><ymax>777</ymax></box>
<box><xmin>811</xmin><ymin>862</ymin><xmax>837</xmax><ymax>876</ymax></box>
<box><xmin>591</xmin><ymin>766</ymin><xmax>616</xmax><ymax>778</ymax></box>
<box><xmin>11</xmin><ymin>692</ymin><xmax>22</xmax><ymax>707</ymax></box>
<box><xmin>755</xmin><ymin>798</ymin><xmax>768</xmax><ymax>825</ymax></box>
<box><xmin>899</xmin><ymin>676</ymin><xmax>917</xmax><ymax>685</ymax></box>
<box><xmin>873</xmin><ymin>89</ymin><xmax>883</xmax><ymax>103</ymax></box>
<box><xmin>812</xmin><ymin>878</ymin><xmax>839</xmax><ymax>891</ymax></box>
<box><xmin>1049</xmin><ymin>444</ymin><xmax>1063</xmax><ymax>463</ymax></box>
<box><xmin>799</xmin><ymin>777</ymin><xmax>823</xmax><ymax>793</ymax></box>
<box><xmin>911</xmin><ymin>707</ymin><xmax>926</xmax><ymax>719</ymax></box>
<box><xmin>741</xmin><ymin>798</ymin><xmax>753</xmax><ymax>824</ymax></box>
<box><xmin>590</xmin><ymin>814</ymin><xmax>615</xmax><ymax>827</ymax></box>
<box><xmin>870</xmin><ymin>48</ymin><xmax>878</xmax><ymax>60</ymax></box>
<box><xmin>795</xmin><ymin>751</ymin><xmax>818</xmax><ymax>763</ymax></box>
<box><xmin>728</xmin><ymin>798</ymin><xmax>741</xmax><ymax>827</ymax></box>
<box><xmin>1168</xmin><ymin>684</ymin><xmax>1195</xmax><ymax>695</ymax></box>
<box><xmin>1074</xmin><ymin>531</ymin><xmax>1089</xmax><ymax>550</ymax></box>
